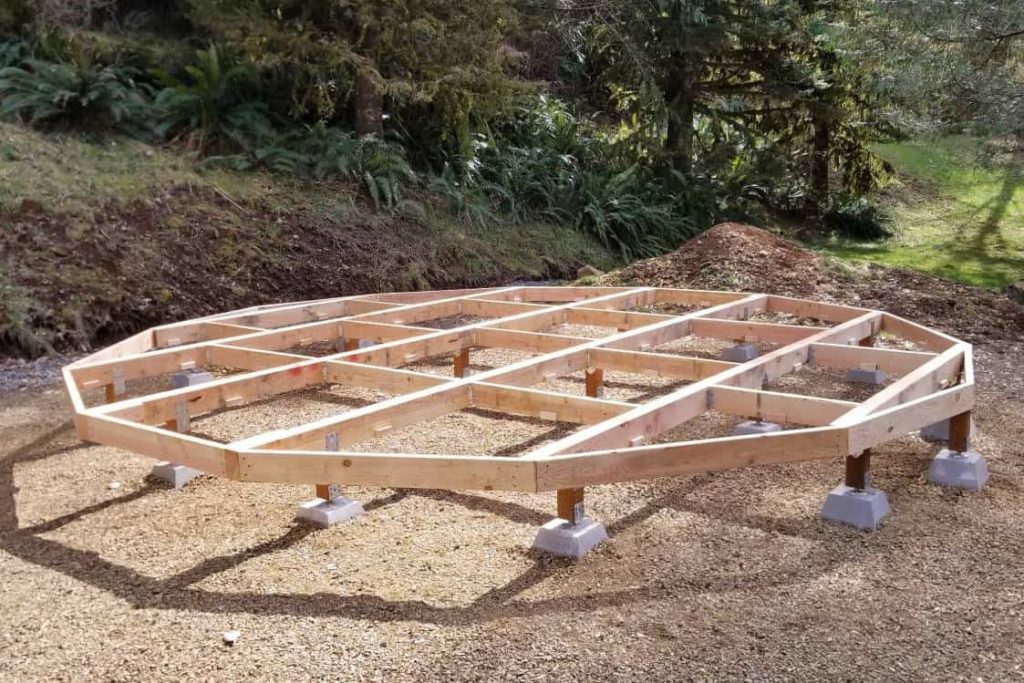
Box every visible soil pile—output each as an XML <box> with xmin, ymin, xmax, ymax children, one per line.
<box><xmin>609</xmin><ymin>222</ymin><xmax>1024</xmax><ymax>349</ymax></box>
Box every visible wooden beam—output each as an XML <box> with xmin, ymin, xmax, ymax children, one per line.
<box><xmin>709</xmin><ymin>386</ymin><xmax>858</xmax><ymax>426</ymax></box>
<box><xmin>535</xmin><ymin>427</ymin><xmax>848</xmax><ymax>490</ymax></box>
<box><xmin>808</xmin><ymin>342</ymin><xmax>936</xmax><ymax>375</ymax></box>
<box><xmin>589</xmin><ymin>347</ymin><xmax>736</xmax><ymax>380</ymax></box>
<box><xmin>688</xmin><ymin>317</ymin><xmax>825</xmax><ymax>345</ymax></box>
<box><xmin>471</xmin><ymin>383</ymin><xmax>633</xmax><ymax>424</ymax></box>
<box><xmin>846</xmin><ymin>383</ymin><xmax>975</xmax><ymax>453</ymax></box>
<box><xmin>237</xmin><ymin>449</ymin><xmax>537</xmax><ymax>492</ymax></box>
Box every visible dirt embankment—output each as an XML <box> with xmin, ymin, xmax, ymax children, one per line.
<box><xmin>0</xmin><ymin>188</ymin><xmax>600</xmax><ymax>357</ymax></box>
<box><xmin>609</xmin><ymin>222</ymin><xmax>1024</xmax><ymax>350</ymax></box>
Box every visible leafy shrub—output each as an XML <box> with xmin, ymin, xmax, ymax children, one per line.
<box><xmin>575</xmin><ymin>167</ymin><xmax>698</xmax><ymax>258</ymax></box>
<box><xmin>0</xmin><ymin>37</ymin><xmax>28</xmax><ymax>68</ymax></box>
<box><xmin>0</xmin><ymin>57</ymin><xmax>148</xmax><ymax>128</ymax></box>
<box><xmin>153</xmin><ymin>45</ymin><xmax>271</xmax><ymax>150</ymax></box>
<box><xmin>824</xmin><ymin>196</ymin><xmax>895</xmax><ymax>240</ymax></box>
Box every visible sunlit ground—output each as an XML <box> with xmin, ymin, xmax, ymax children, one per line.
<box><xmin>816</xmin><ymin>137</ymin><xmax>1023</xmax><ymax>288</ymax></box>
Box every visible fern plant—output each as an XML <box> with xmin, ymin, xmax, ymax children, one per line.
<box><xmin>0</xmin><ymin>58</ymin><xmax>148</xmax><ymax>128</ymax></box>
<box><xmin>153</xmin><ymin>45</ymin><xmax>270</xmax><ymax>151</ymax></box>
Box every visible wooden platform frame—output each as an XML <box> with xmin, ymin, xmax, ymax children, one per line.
<box><xmin>62</xmin><ymin>286</ymin><xmax>974</xmax><ymax>521</ymax></box>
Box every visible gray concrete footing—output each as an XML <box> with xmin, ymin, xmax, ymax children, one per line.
<box><xmin>927</xmin><ymin>448</ymin><xmax>989</xmax><ymax>491</ymax></box>
<box><xmin>720</xmin><ymin>343</ymin><xmax>759</xmax><ymax>363</ymax></box>
<box><xmin>171</xmin><ymin>371</ymin><xmax>215</xmax><ymax>389</ymax></box>
<box><xmin>732</xmin><ymin>420</ymin><xmax>782</xmax><ymax>436</ymax></box>
<box><xmin>532</xmin><ymin>517</ymin><xmax>608</xmax><ymax>559</ymax></box>
<box><xmin>296</xmin><ymin>496</ymin><xmax>364</xmax><ymax>527</ymax></box>
<box><xmin>821</xmin><ymin>484</ymin><xmax>891</xmax><ymax>530</ymax></box>
<box><xmin>920</xmin><ymin>417</ymin><xmax>976</xmax><ymax>443</ymax></box>
<box><xmin>151</xmin><ymin>461</ymin><xmax>203</xmax><ymax>488</ymax></box>
<box><xmin>846</xmin><ymin>368</ymin><xmax>887</xmax><ymax>385</ymax></box>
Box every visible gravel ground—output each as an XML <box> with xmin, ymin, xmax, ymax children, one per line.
<box><xmin>2</xmin><ymin>341</ymin><xmax>1022</xmax><ymax>681</ymax></box>
<box><xmin>3</xmin><ymin>254</ymin><xmax>1024</xmax><ymax>680</ymax></box>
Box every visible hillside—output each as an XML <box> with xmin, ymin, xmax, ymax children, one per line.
<box><xmin>0</xmin><ymin>122</ymin><xmax>617</xmax><ymax>356</ymax></box>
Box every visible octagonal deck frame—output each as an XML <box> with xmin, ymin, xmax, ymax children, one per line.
<box><xmin>62</xmin><ymin>286</ymin><xmax>976</xmax><ymax>528</ymax></box>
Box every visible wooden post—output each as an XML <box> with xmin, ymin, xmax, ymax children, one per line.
<box><xmin>104</xmin><ymin>383</ymin><xmax>117</xmax><ymax>403</ymax></box>
<box><xmin>453</xmin><ymin>347</ymin><xmax>470</xmax><ymax>377</ymax></box>
<box><xmin>949</xmin><ymin>411</ymin><xmax>971</xmax><ymax>454</ymax></box>
<box><xmin>344</xmin><ymin>339</ymin><xmax>360</xmax><ymax>352</ymax></box>
<box><xmin>557</xmin><ymin>487</ymin><xmax>585</xmax><ymax>524</ymax></box>
<box><xmin>315</xmin><ymin>484</ymin><xmax>332</xmax><ymax>500</ymax></box>
<box><xmin>164</xmin><ymin>418</ymin><xmax>178</xmax><ymax>432</ymax></box>
<box><xmin>585</xmin><ymin>368</ymin><xmax>604</xmax><ymax>398</ymax></box>
<box><xmin>859</xmin><ymin>336</ymin><xmax>876</xmax><ymax>347</ymax></box>
<box><xmin>845</xmin><ymin>449</ymin><xmax>871</xmax><ymax>490</ymax></box>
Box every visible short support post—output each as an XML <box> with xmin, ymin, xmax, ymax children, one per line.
<box><xmin>858</xmin><ymin>336</ymin><xmax>876</xmax><ymax>347</ymax></box>
<box><xmin>104</xmin><ymin>383</ymin><xmax>117</xmax><ymax>403</ymax></box>
<box><xmin>928</xmin><ymin>410</ymin><xmax>988</xmax><ymax>491</ymax></box>
<box><xmin>344</xmin><ymin>338</ymin><xmax>360</xmax><ymax>352</ymax></box>
<box><xmin>557</xmin><ymin>487</ymin><xmax>585</xmax><ymax>524</ymax></box>
<box><xmin>532</xmin><ymin>486</ymin><xmax>608</xmax><ymax>559</ymax></box>
<box><xmin>584</xmin><ymin>367</ymin><xmax>604</xmax><ymax>398</ymax></box>
<box><xmin>949</xmin><ymin>411</ymin><xmax>971</xmax><ymax>454</ymax></box>
<box><xmin>296</xmin><ymin>432</ymin><xmax>364</xmax><ymax>527</ymax></box>
<box><xmin>453</xmin><ymin>346</ymin><xmax>471</xmax><ymax>377</ymax></box>
<box><xmin>821</xmin><ymin>448</ymin><xmax>890</xmax><ymax>530</ymax></box>
<box><xmin>844</xmin><ymin>449</ymin><xmax>871</xmax><ymax>490</ymax></box>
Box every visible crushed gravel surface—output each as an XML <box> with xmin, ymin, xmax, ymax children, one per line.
<box><xmin>2</xmin><ymin>224</ymin><xmax>1023</xmax><ymax>681</ymax></box>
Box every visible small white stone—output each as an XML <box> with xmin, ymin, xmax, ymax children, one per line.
<box><xmin>223</xmin><ymin>630</ymin><xmax>241</xmax><ymax>645</ymax></box>
<box><xmin>108</xmin><ymin>481</ymin><xmax>121</xmax><ymax>490</ymax></box>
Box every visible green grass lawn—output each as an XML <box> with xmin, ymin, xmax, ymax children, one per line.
<box><xmin>817</xmin><ymin>137</ymin><xmax>1023</xmax><ymax>288</ymax></box>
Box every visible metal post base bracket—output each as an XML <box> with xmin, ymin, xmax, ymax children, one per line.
<box><xmin>532</xmin><ymin>517</ymin><xmax>608</xmax><ymax>559</ymax></box>
<box><xmin>732</xmin><ymin>420</ymin><xmax>782</xmax><ymax>436</ymax></box>
<box><xmin>821</xmin><ymin>484</ymin><xmax>891</xmax><ymax>530</ymax></box>
<box><xmin>150</xmin><ymin>461</ymin><xmax>203</xmax><ymax>489</ymax></box>
<box><xmin>296</xmin><ymin>496</ymin><xmax>365</xmax><ymax>528</ymax></box>
<box><xmin>720</xmin><ymin>343</ymin><xmax>759</xmax><ymax>363</ymax></box>
<box><xmin>927</xmin><ymin>448</ymin><xmax>989</xmax><ymax>492</ymax></box>
<box><xmin>846</xmin><ymin>368</ymin><xmax>887</xmax><ymax>385</ymax></box>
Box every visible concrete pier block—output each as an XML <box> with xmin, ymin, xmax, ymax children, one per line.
<box><xmin>171</xmin><ymin>371</ymin><xmax>215</xmax><ymax>389</ymax></box>
<box><xmin>151</xmin><ymin>461</ymin><xmax>203</xmax><ymax>488</ymax></box>
<box><xmin>846</xmin><ymin>368</ymin><xmax>887</xmax><ymax>385</ymax></box>
<box><xmin>920</xmin><ymin>417</ymin><xmax>976</xmax><ymax>443</ymax></box>
<box><xmin>927</xmin><ymin>448</ymin><xmax>989</xmax><ymax>491</ymax></box>
<box><xmin>732</xmin><ymin>420</ymin><xmax>782</xmax><ymax>436</ymax></box>
<box><xmin>720</xmin><ymin>343</ymin><xmax>759</xmax><ymax>363</ymax></box>
<box><xmin>297</xmin><ymin>496</ymin><xmax>364</xmax><ymax>528</ymax></box>
<box><xmin>821</xmin><ymin>484</ymin><xmax>891</xmax><ymax>530</ymax></box>
<box><xmin>532</xmin><ymin>517</ymin><xmax>608</xmax><ymax>559</ymax></box>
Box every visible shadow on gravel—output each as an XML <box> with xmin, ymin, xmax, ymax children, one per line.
<box><xmin>0</xmin><ymin>422</ymin><xmax>868</xmax><ymax>625</ymax></box>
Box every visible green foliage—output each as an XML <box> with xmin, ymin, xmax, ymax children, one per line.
<box><xmin>153</xmin><ymin>45</ymin><xmax>270</xmax><ymax>150</ymax></box>
<box><xmin>0</xmin><ymin>56</ymin><xmax>147</xmax><ymax>128</ymax></box>
<box><xmin>823</xmin><ymin>196</ymin><xmax>894</xmax><ymax>241</ymax></box>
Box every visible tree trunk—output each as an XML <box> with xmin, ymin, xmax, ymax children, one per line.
<box><xmin>665</xmin><ymin>61</ymin><xmax>695</xmax><ymax>174</ymax></box>
<box><xmin>810</xmin><ymin>112</ymin><xmax>830</xmax><ymax>209</ymax></box>
<box><xmin>354</xmin><ymin>71</ymin><xmax>383</xmax><ymax>136</ymax></box>
<box><xmin>353</xmin><ymin>9</ymin><xmax>383</xmax><ymax>136</ymax></box>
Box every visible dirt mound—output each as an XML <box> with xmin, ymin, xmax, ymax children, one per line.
<box><xmin>0</xmin><ymin>189</ymin><xmax>594</xmax><ymax>356</ymax></box>
<box><xmin>608</xmin><ymin>222</ymin><xmax>1024</xmax><ymax>351</ymax></box>
<box><xmin>614</xmin><ymin>222</ymin><xmax>824</xmax><ymax>295</ymax></box>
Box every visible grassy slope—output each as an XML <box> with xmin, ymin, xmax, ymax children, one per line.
<box><xmin>817</xmin><ymin>137</ymin><xmax>1023</xmax><ymax>288</ymax></box>
<box><xmin>0</xmin><ymin>121</ymin><xmax>617</xmax><ymax>355</ymax></box>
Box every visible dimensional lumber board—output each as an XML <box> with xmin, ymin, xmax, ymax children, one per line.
<box><xmin>64</xmin><ymin>287</ymin><xmax>971</xmax><ymax>493</ymax></box>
